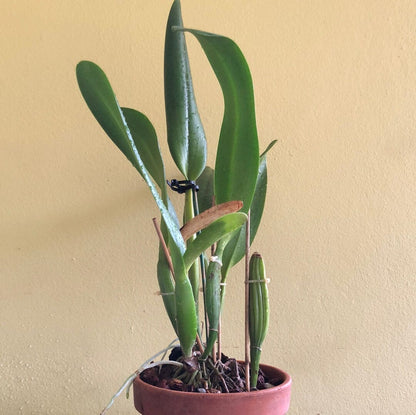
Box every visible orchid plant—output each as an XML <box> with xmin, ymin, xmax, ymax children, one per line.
<box><xmin>76</xmin><ymin>0</ymin><xmax>275</xmax><ymax>394</ymax></box>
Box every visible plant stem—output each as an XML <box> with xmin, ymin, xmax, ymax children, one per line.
<box><xmin>186</xmin><ymin>369</ymin><xmax>199</xmax><ymax>386</ymax></box>
<box><xmin>192</xmin><ymin>187</ymin><xmax>209</xmax><ymax>343</ymax></box>
<box><xmin>184</xmin><ymin>189</ymin><xmax>199</xmax><ymax>310</ymax></box>
<box><xmin>201</xmin><ymin>240</ymin><xmax>226</xmax><ymax>360</ymax></box>
<box><xmin>214</xmin><ymin>367</ymin><xmax>229</xmax><ymax>393</ymax></box>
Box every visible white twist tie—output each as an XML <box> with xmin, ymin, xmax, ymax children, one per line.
<box><xmin>209</xmin><ymin>256</ymin><xmax>223</xmax><ymax>267</ymax></box>
<box><xmin>155</xmin><ymin>291</ymin><xmax>175</xmax><ymax>296</ymax></box>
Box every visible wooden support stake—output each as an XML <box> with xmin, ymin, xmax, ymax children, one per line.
<box><xmin>152</xmin><ymin>218</ymin><xmax>175</xmax><ymax>280</ymax></box>
<box><xmin>217</xmin><ymin>316</ymin><xmax>222</xmax><ymax>362</ymax></box>
<box><xmin>196</xmin><ymin>333</ymin><xmax>205</xmax><ymax>354</ymax></box>
<box><xmin>244</xmin><ymin>211</ymin><xmax>251</xmax><ymax>391</ymax></box>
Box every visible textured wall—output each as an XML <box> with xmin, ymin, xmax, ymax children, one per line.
<box><xmin>1</xmin><ymin>1</ymin><xmax>416</xmax><ymax>413</ymax></box>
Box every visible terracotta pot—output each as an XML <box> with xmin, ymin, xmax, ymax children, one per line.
<box><xmin>133</xmin><ymin>363</ymin><xmax>291</xmax><ymax>415</ymax></box>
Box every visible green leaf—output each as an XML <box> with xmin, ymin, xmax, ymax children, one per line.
<box><xmin>169</xmin><ymin>240</ymin><xmax>197</xmax><ymax>357</ymax></box>
<box><xmin>249</xmin><ymin>252</ymin><xmax>269</xmax><ymax>387</ymax></box>
<box><xmin>196</xmin><ymin>166</ymin><xmax>214</xmax><ymax>214</ymax></box>
<box><xmin>181</xmin><ymin>28</ymin><xmax>259</xmax><ymax>212</ymax></box>
<box><xmin>175</xmin><ymin>276</ymin><xmax>198</xmax><ymax>357</ymax></box>
<box><xmin>221</xmin><ymin>141</ymin><xmax>276</xmax><ymax>277</ymax></box>
<box><xmin>76</xmin><ymin>61</ymin><xmax>137</xmax><ymax>169</ymax></box>
<box><xmin>183</xmin><ymin>212</ymin><xmax>247</xmax><ymax>270</ymax></box>
<box><xmin>165</xmin><ymin>0</ymin><xmax>206</xmax><ymax>180</ymax></box>
<box><xmin>76</xmin><ymin>60</ymin><xmax>185</xmax><ymax>254</ymax></box>
<box><xmin>121</xmin><ymin>107</ymin><xmax>166</xmax><ymax>193</ymax></box>
<box><xmin>157</xmin><ymin>245</ymin><xmax>177</xmax><ymax>333</ymax></box>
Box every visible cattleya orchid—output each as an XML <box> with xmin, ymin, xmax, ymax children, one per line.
<box><xmin>76</xmin><ymin>0</ymin><xmax>274</xmax><ymax>400</ymax></box>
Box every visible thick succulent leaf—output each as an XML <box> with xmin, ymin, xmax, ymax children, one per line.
<box><xmin>165</xmin><ymin>0</ymin><xmax>206</xmax><ymax>180</ymax></box>
<box><xmin>196</xmin><ymin>166</ymin><xmax>214</xmax><ymax>214</ymax></box>
<box><xmin>169</xmin><ymin>240</ymin><xmax>197</xmax><ymax>357</ymax></box>
<box><xmin>76</xmin><ymin>60</ymin><xmax>185</xmax><ymax>254</ymax></box>
<box><xmin>175</xmin><ymin>276</ymin><xmax>198</xmax><ymax>357</ymax></box>
<box><xmin>167</xmin><ymin>197</ymin><xmax>181</xmax><ymax>229</ymax></box>
<box><xmin>121</xmin><ymin>107</ymin><xmax>166</xmax><ymax>193</ymax></box>
<box><xmin>248</xmin><ymin>253</ymin><xmax>269</xmax><ymax>347</ymax></box>
<box><xmin>183</xmin><ymin>212</ymin><xmax>247</xmax><ymax>270</ymax></box>
<box><xmin>249</xmin><ymin>252</ymin><xmax>269</xmax><ymax>387</ymax></box>
<box><xmin>157</xmin><ymin>245</ymin><xmax>177</xmax><ymax>333</ymax></box>
<box><xmin>182</xmin><ymin>28</ymin><xmax>259</xmax><ymax>212</ymax></box>
<box><xmin>76</xmin><ymin>61</ymin><xmax>137</xmax><ymax>168</ymax></box>
<box><xmin>221</xmin><ymin>141</ymin><xmax>276</xmax><ymax>277</ymax></box>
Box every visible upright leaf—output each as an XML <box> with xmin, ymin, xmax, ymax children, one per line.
<box><xmin>221</xmin><ymin>141</ymin><xmax>276</xmax><ymax>276</ymax></box>
<box><xmin>165</xmin><ymin>0</ymin><xmax>206</xmax><ymax>180</ymax></box>
<box><xmin>181</xmin><ymin>29</ymin><xmax>259</xmax><ymax>212</ymax></box>
<box><xmin>249</xmin><ymin>253</ymin><xmax>269</xmax><ymax>388</ymax></box>
<box><xmin>169</xmin><ymin>239</ymin><xmax>197</xmax><ymax>357</ymax></box>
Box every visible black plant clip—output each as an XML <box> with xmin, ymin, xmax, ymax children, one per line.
<box><xmin>167</xmin><ymin>179</ymin><xmax>199</xmax><ymax>194</ymax></box>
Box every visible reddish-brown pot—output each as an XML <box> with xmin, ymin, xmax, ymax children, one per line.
<box><xmin>133</xmin><ymin>363</ymin><xmax>291</xmax><ymax>415</ymax></box>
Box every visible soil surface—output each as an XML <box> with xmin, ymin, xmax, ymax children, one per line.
<box><xmin>140</xmin><ymin>348</ymin><xmax>281</xmax><ymax>393</ymax></box>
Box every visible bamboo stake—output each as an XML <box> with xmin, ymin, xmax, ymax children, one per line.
<box><xmin>217</xmin><ymin>315</ymin><xmax>222</xmax><ymax>361</ymax></box>
<box><xmin>196</xmin><ymin>333</ymin><xmax>204</xmax><ymax>354</ymax></box>
<box><xmin>244</xmin><ymin>211</ymin><xmax>251</xmax><ymax>391</ymax></box>
<box><xmin>152</xmin><ymin>218</ymin><xmax>175</xmax><ymax>280</ymax></box>
<box><xmin>211</xmin><ymin>195</ymin><xmax>219</xmax><ymax>359</ymax></box>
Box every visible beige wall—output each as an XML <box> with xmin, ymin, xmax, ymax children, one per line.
<box><xmin>2</xmin><ymin>1</ymin><xmax>415</xmax><ymax>413</ymax></box>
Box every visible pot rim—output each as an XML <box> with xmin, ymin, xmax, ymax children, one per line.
<box><xmin>134</xmin><ymin>362</ymin><xmax>291</xmax><ymax>399</ymax></box>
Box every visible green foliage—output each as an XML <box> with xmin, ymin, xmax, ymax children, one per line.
<box><xmin>221</xmin><ymin>140</ymin><xmax>277</xmax><ymax>278</ymax></box>
<box><xmin>196</xmin><ymin>166</ymin><xmax>214</xmax><ymax>214</ymax></box>
<box><xmin>121</xmin><ymin>107</ymin><xmax>166</xmax><ymax>195</ymax></box>
<box><xmin>76</xmin><ymin>0</ymin><xmax>273</xmax><ymax>364</ymax></box>
<box><xmin>183</xmin><ymin>213</ymin><xmax>247</xmax><ymax>270</ymax></box>
<box><xmin>249</xmin><ymin>253</ymin><xmax>270</xmax><ymax>388</ymax></box>
<box><xmin>165</xmin><ymin>0</ymin><xmax>206</xmax><ymax>181</ymax></box>
<box><xmin>76</xmin><ymin>61</ymin><xmax>184</xmax><ymax>254</ymax></box>
<box><xmin>181</xmin><ymin>28</ymin><xmax>259</xmax><ymax>214</ymax></box>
